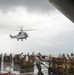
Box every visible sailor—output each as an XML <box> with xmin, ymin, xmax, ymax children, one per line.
<box><xmin>71</xmin><ymin>53</ymin><xmax>74</xmax><ymax>59</ymax></box>
<box><xmin>48</xmin><ymin>60</ymin><xmax>53</xmax><ymax>74</ymax></box>
<box><xmin>19</xmin><ymin>52</ymin><xmax>23</xmax><ymax>59</ymax></box>
<box><xmin>59</xmin><ymin>53</ymin><xmax>61</xmax><ymax>57</ymax></box>
<box><xmin>32</xmin><ymin>51</ymin><xmax>34</xmax><ymax>56</ymax></box>
<box><xmin>37</xmin><ymin>53</ymin><xmax>42</xmax><ymax>60</ymax></box>
<box><xmin>4</xmin><ymin>53</ymin><xmax>7</xmax><ymax>56</ymax></box>
<box><xmin>34</xmin><ymin>54</ymin><xmax>43</xmax><ymax>75</ymax></box>
<box><xmin>19</xmin><ymin>52</ymin><xmax>23</xmax><ymax>64</ymax></box>
<box><xmin>25</xmin><ymin>53</ymin><xmax>29</xmax><ymax>62</ymax></box>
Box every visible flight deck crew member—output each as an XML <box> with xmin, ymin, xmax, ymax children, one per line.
<box><xmin>19</xmin><ymin>52</ymin><xmax>23</xmax><ymax>64</ymax></box>
<box><xmin>48</xmin><ymin>60</ymin><xmax>53</xmax><ymax>74</ymax></box>
<box><xmin>25</xmin><ymin>53</ymin><xmax>29</xmax><ymax>62</ymax></box>
<box><xmin>19</xmin><ymin>52</ymin><xmax>23</xmax><ymax>59</ymax></box>
<box><xmin>34</xmin><ymin>55</ymin><xmax>43</xmax><ymax>75</ymax></box>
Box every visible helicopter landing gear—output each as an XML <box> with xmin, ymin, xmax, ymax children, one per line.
<box><xmin>25</xmin><ymin>37</ymin><xmax>28</xmax><ymax>40</ymax></box>
<box><xmin>17</xmin><ymin>39</ymin><xmax>19</xmax><ymax>41</ymax></box>
<box><xmin>25</xmin><ymin>38</ymin><xmax>26</xmax><ymax>40</ymax></box>
<box><xmin>21</xmin><ymin>39</ymin><xmax>23</xmax><ymax>41</ymax></box>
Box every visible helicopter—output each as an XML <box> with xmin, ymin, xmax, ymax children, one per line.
<box><xmin>10</xmin><ymin>28</ymin><xmax>36</xmax><ymax>41</ymax></box>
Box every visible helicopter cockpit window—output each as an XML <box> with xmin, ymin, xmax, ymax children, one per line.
<box><xmin>24</xmin><ymin>33</ymin><xmax>28</xmax><ymax>37</ymax></box>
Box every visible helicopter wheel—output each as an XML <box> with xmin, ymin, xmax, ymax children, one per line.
<box><xmin>21</xmin><ymin>39</ymin><xmax>23</xmax><ymax>41</ymax></box>
<box><xmin>25</xmin><ymin>37</ymin><xmax>27</xmax><ymax>40</ymax></box>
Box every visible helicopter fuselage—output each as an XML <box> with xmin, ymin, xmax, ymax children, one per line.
<box><xmin>10</xmin><ymin>31</ymin><xmax>28</xmax><ymax>41</ymax></box>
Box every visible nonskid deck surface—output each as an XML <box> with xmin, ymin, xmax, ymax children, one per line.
<box><xmin>0</xmin><ymin>62</ymin><xmax>63</xmax><ymax>75</ymax></box>
<box><xmin>1</xmin><ymin>56</ymin><xmax>73</xmax><ymax>75</ymax></box>
<box><xmin>0</xmin><ymin>61</ymin><xmax>49</xmax><ymax>75</ymax></box>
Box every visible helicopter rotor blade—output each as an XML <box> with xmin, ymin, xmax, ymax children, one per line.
<box><xmin>17</xmin><ymin>26</ymin><xmax>24</xmax><ymax>30</ymax></box>
<box><xmin>24</xmin><ymin>29</ymin><xmax>37</xmax><ymax>31</ymax></box>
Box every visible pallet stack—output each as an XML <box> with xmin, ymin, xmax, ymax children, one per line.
<box><xmin>48</xmin><ymin>54</ymin><xmax>74</xmax><ymax>75</ymax></box>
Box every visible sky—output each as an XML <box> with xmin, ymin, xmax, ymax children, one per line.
<box><xmin>0</xmin><ymin>0</ymin><xmax>74</xmax><ymax>55</ymax></box>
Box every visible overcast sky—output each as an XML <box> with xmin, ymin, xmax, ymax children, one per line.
<box><xmin>0</xmin><ymin>0</ymin><xmax>74</xmax><ymax>55</ymax></box>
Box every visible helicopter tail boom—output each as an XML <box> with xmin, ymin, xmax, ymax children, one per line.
<box><xmin>10</xmin><ymin>35</ymin><xmax>14</xmax><ymax>38</ymax></box>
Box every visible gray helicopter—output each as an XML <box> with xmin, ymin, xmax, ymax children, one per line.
<box><xmin>10</xmin><ymin>29</ymin><xmax>35</xmax><ymax>41</ymax></box>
